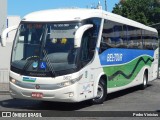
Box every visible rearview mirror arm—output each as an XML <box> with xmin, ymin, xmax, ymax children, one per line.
<box><xmin>1</xmin><ymin>25</ymin><xmax>18</xmax><ymax>47</ymax></box>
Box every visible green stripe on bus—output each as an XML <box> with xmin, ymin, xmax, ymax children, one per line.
<box><xmin>103</xmin><ymin>56</ymin><xmax>153</xmax><ymax>88</ymax></box>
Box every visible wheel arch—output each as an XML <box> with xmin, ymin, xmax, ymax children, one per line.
<box><xmin>94</xmin><ymin>72</ymin><xmax>108</xmax><ymax>97</ymax></box>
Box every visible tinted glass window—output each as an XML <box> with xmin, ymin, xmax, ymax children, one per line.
<box><xmin>100</xmin><ymin>20</ymin><xmax>158</xmax><ymax>51</ymax></box>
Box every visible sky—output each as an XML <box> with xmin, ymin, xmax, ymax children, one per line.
<box><xmin>8</xmin><ymin>0</ymin><xmax>120</xmax><ymax>18</ymax></box>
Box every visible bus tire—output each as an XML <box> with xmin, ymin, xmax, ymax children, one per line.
<box><xmin>140</xmin><ymin>71</ymin><xmax>148</xmax><ymax>90</ymax></box>
<box><xmin>91</xmin><ymin>79</ymin><xmax>107</xmax><ymax>104</ymax></box>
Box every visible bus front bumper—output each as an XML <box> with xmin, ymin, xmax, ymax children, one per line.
<box><xmin>9</xmin><ymin>82</ymin><xmax>79</xmax><ymax>102</ymax></box>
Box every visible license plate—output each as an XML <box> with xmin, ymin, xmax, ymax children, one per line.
<box><xmin>31</xmin><ymin>92</ymin><xmax>43</xmax><ymax>98</ymax></box>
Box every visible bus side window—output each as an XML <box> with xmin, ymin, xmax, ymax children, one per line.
<box><xmin>100</xmin><ymin>37</ymin><xmax>112</xmax><ymax>53</ymax></box>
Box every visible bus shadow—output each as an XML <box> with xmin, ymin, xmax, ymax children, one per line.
<box><xmin>106</xmin><ymin>84</ymin><xmax>152</xmax><ymax>101</ymax></box>
<box><xmin>0</xmin><ymin>84</ymin><xmax>152</xmax><ymax>111</ymax></box>
<box><xmin>0</xmin><ymin>98</ymin><xmax>92</xmax><ymax>111</ymax></box>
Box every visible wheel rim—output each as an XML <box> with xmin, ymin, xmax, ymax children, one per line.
<box><xmin>95</xmin><ymin>84</ymin><xmax>104</xmax><ymax>99</ymax></box>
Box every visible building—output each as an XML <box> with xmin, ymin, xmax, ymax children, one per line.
<box><xmin>7</xmin><ymin>16</ymin><xmax>21</xmax><ymax>42</ymax></box>
<box><xmin>0</xmin><ymin>16</ymin><xmax>20</xmax><ymax>91</ymax></box>
<box><xmin>0</xmin><ymin>0</ymin><xmax>7</xmax><ymax>36</ymax></box>
<box><xmin>0</xmin><ymin>16</ymin><xmax>21</xmax><ymax>68</ymax></box>
<box><xmin>0</xmin><ymin>0</ymin><xmax>20</xmax><ymax>91</ymax></box>
<box><xmin>0</xmin><ymin>0</ymin><xmax>7</xmax><ymax>91</ymax></box>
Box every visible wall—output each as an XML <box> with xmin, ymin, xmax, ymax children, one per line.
<box><xmin>7</xmin><ymin>16</ymin><xmax>21</xmax><ymax>42</ymax></box>
<box><xmin>0</xmin><ymin>15</ymin><xmax>21</xmax><ymax>91</ymax></box>
<box><xmin>0</xmin><ymin>0</ymin><xmax>7</xmax><ymax>36</ymax></box>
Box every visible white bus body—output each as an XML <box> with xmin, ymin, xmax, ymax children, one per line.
<box><xmin>2</xmin><ymin>9</ymin><xmax>158</xmax><ymax>104</ymax></box>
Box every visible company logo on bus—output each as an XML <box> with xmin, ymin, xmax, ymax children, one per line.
<box><xmin>32</xmin><ymin>61</ymin><xmax>38</xmax><ymax>68</ymax></box>
<box><xmin>35</xmin><ymin>84</ymin><xmax>40</xmax><ymax>89</ymax></box>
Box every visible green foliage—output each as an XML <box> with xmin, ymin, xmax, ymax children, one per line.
<box><xmin>112</xmin><ymin>0</ymin><xmax>160</xmax><ymax>25</ymax></box>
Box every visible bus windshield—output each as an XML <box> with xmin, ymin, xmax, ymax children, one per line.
<box><xmin>11</xmin><ymin>22</ymin><xmax>80</xmax><ymax>77</ymax></box>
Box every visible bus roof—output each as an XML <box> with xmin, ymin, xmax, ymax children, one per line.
<box><xmin>22</xmin><ymin>8</ymin><xmax>157</xmax><ymax>33</ymax></box>
<box><xmin>22</xmin><ymin>9</ymin><xmax>103</xmax><ymax>22</ymax></box>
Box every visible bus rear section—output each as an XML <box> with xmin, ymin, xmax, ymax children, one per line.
<box><xmin>99</xmin><ymin>19</ymin><xmax>158</xmax><ymax>93</ymax></box>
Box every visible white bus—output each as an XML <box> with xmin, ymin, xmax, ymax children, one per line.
<box><xmin>1</xmin><ymin>9</ymin><xmax>159</xmax><ymax>104</ymax></box>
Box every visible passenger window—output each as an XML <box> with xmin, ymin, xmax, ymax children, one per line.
<box><xmin>143</xmin><ymin>30</ymin><xmax>158</xmax><ymax>50</ymax></box>
<box><xmin>100</xmin><ymin>20</ymin><xmax>124</xmax><ymax>52</ymax></box>
<box><xmin>100</xmin><ymin>20</ymin><xmax>158</xmax><ymax>51</ymax></box>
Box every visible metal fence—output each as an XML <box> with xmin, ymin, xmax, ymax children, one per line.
<box><xmin>0</xmin><ymin>69</ymin><xmax>9</xmax><ymax>92</ymax></box>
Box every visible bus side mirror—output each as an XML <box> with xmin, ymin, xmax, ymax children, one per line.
<box><xmin>1</xmin><ymin>25</ymin><xmax>18</xmax><ymax>47</ymax></box>
<box><xmin>74</xmin><ymin>24</ymin><xmax>93</xmax><ymax>48</ymax></box>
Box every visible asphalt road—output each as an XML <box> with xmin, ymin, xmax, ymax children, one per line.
<box><xmin>0</xmin><ymin>79</ymin><xmax>160</xmax><ymax>118</ymax></box>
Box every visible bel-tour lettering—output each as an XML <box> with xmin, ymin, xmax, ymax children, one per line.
<box><xmin>107</xmin><ymin>53</ymin><xmax>123</xmax><ymax>62</ymax></box>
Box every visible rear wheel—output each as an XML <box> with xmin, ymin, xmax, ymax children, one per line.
<box><xmin>140</xmin><ymin>71</ymin><xmax>148</xmax><ymax>90</ymax></box>
<box><xmin>91</xmin><ymin>79</ymin><xmax>107</xmax><ymax>104</ymax></box>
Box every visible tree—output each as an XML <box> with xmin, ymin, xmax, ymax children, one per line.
<box><xmin>112</xmin><ymin>0</ymin><xmax>160</xmax><ymax>25</ymax></box>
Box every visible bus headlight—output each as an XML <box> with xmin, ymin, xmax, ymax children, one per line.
<box><xmin>57</xmin><ymin>74</ymin><xmax>83</xmax><ymax>88</ymax></box>
<box><xmin>10</xmin><ymin>77</ymin><xmax>20</xmax><ymax>85</ymax></box>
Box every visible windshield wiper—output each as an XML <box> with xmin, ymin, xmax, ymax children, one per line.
<box><xmin>41</xmin><ymin>25</ymin><xmax>56</xmax><ymax>77</ymax></box>
<box><xmin>42</xmin><ymin>49</ymin><xmax>57</xmax><ymax>77</ymax></box>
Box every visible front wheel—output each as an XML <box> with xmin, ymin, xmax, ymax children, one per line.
<box><xmin>91</xmin><ymin>79</ymin><xmax>107</xmax><ymax>104</ymax></box>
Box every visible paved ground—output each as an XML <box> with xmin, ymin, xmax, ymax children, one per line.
<box><xmin>0</xmin><ymin>79</ymin><xmax>160</xmax><ymax>119</ymax></box>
